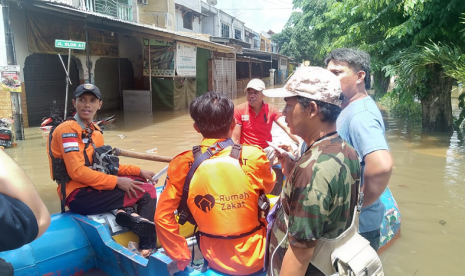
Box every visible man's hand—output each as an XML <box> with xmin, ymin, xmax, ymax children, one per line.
<box><xmin>139</xmin><ymin>169</ymin><xmax>156</xmax><ymax>184</ymax></box>
<box><xmin>362</xmin><ymin>150</ymin><xmax>393</xmax><ymax>206</ymax></box>
<box><xmin>264</xmin><ymin>146</ymin><xmax>278</xmax><ymax>164</ymax></box>
<box><xmin>280</xmin><ymin>244</ymin><xmax>315</xmax><ymax>276</ymax></box>
<box><xmin>276</xmin><ymin>151</ymin><xmax>296</xmax><ymax>177</ymax></box>
<box><xmin>116</xmin><ymin>177</ymin><xmax>145</xmax><ymax>199</ymax></box>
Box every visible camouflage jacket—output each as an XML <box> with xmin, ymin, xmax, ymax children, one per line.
<box><xmin>268</xmin><ymin>133</ymin><xmax>360</xmax><ymax>276</ymax></box>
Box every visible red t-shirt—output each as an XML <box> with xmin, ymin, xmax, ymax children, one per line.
<box><xmin>234</xmin><ymin>102</ymin><xmax>283</xmax><ymax>149</ymax></box>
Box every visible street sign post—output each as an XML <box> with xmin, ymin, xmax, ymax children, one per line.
<box><xmin>55</xmin><ymin>39</ymin><xmax>86</xmax><ymax>119</ymax></box>
<box><xmin>55</xmin><ymin>40</ymin><xmax>86</xmax><ymax>50</ymax></box>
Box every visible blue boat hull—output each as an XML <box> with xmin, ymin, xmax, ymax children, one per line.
<box><xmin>0</xmin><ymin>186</ymin><xmax>400</xmax><ymax>275</ymax></box>
<box><xmin>0</xmin><ymin>211</ymin><xmax>253</xmax><ymax>276</ymax></box>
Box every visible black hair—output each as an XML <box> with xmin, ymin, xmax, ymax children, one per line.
<box><xmin>189</xmin><ymin>92</ymin><xmax>234</xmax><ymax>138</ymax></box>
<box><xmin>324</xmin><ymin>48</ymin><xmax>371</xmax><ymax>89</ymax></box>
<box><xmin>295</xmin><ymin>96</ymin><xmax>342</xmax><ymax>123</ymax></box>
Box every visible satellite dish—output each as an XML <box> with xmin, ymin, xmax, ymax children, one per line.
<box><xmin>207</xmin><ymin>0</ymin><xmax>217</xmax><ymax>6</ymax></box>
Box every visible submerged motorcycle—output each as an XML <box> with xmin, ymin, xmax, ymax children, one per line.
<box><xmin>40</xmin><ymin>101</ymin><xmax>116</xmax><ymax>138</ymax></box>
<box><xmin>0</xmin><ymin>118</ymin><xmax>14</xmax><ymax>148</ymax></box>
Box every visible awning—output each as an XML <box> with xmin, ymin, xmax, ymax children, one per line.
<box><xmin>175</xmin><ymin>3</ymin><xmax>209</xmax><ymax>21</ymax></box>
<box><xmin>26</xmin><ymin>1</ymin><xmax>234</xmax><ymax>53</ymax></box>
<box><xmin>240</xmin><ymin>48</ymin><xmax>293</xmax><ymax>60</ymax></box>
<box><xmin>236</xmin><ymin>56</ymin><xmax>270</xmax><ymax>63</ymax></box>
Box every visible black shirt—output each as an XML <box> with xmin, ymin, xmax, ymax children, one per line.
<box><xmin>0</xmin><ymin>193</ymin><xmax>39</xmax><ymax>252</ymax></box>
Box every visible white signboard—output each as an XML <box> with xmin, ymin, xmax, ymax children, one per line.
<box><xmin>175</xmin><ymin>42</ymin><xmax>196</xmax><ymax>76</ymax></box>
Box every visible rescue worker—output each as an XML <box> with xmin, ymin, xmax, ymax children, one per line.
<box><xmin>155</xmin><ymin>92</ymin><xmax>276</xmax><ymax>275</ymax></box>
<box><xmin>47</xmin><ymin>83</ymin><xmax>157</xmax><ymax>257</ymax></box>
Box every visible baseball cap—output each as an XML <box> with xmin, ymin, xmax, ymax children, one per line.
<box><xmin>74</xmin><ymin>83</ymin><xmax>101</xmax><ymax>99</ymax></box>
<box><xmin>245</xmin><ymin>79</ymin><xmax>266</xmax><ymax>92</ymax></box>
<box><xmin>263</xmin><ymin>66</ymin><xmax>342</xmax><ymax>106</ymax></box>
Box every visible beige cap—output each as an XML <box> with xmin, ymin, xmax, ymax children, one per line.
<box><xmin>245</xmin><ymin>79</ymin><xmax>266</xmax><ymax>91</ymax></box>
<box><xmin>263</xmin><ymin>66</ymin><xmax>342</xmax><ymax>106</ymax></box>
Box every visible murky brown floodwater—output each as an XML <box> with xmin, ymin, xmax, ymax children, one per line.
<box><xmin>3</xmin><ymin>92</ymin><xmax>465</xmax><ymax>275</ymax></box>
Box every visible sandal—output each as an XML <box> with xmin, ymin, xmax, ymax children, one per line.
<box><xmin>115</xmin><ymin>208</ymin><xmax>156</xmax><ymax>237</ymax></box>
<box><xmin>139</xmin><ymin>236</ymin><xmax>156</xmax><ymax>258</ymax></box>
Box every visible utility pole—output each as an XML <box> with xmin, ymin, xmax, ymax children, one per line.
<box><xmin>1</xmin><ymin>0</ymin><xmax>24</xmax><ymax>140</ymax></box>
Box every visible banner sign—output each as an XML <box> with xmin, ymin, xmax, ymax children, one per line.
<box><xmin>175</xmin><ymin>42</ymin><xmax>196</xmax><ymax>76</ymax></box>
<box><xmin>26</xmin><ymin>12</ymin><xmax>117</xmax><ymax>56</ymax></box>
<box><xmin>143</xmin><ymin>44</ymin><xmax>175</xmax><ymax>77</ymax></box>
<box><xmin>0</xmin><ymin>65</ymin><xmax>21</xmax><ymax>93</ymax></box>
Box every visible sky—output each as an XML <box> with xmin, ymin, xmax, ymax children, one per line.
<box><xmin>201</xmin><ymin>0</ymin><xmax>296</xmax><ymax>34</ymax></box>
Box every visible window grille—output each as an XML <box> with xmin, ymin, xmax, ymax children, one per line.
<box><xmin>221</xmin><ymin>23</ymin><xmax>230</xmax><ymax>38</ymax></box>
<box><xmin>183</xmin><ymin>12</ymin><xmax>193</xmax><ymax>30</ymax></box>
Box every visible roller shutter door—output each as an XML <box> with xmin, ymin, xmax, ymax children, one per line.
<box><xmin>24</xmin><ymin>54</ymin><xmax>80</xmax><ymax>126</ymax></box>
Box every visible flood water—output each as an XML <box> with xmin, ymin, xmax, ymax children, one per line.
<box><xmin>3</xmin><ymin>93</ymin><xmax>465</xmax><ymax>275</ymax></box>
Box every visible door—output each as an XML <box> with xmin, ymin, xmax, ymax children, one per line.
<box><xmin>24</xmin><ymin>54</ymin><xmax>80</xmax><ymax>126</ymax></box>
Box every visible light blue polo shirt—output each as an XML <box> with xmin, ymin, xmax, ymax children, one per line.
<box><xmin>336</xmin><ymin>96</ymin><xmax>388</xmax><ymax>233</ymax></box>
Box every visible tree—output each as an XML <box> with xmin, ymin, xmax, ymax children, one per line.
<box><xmin>289</xmin><ymin>0</ymin><xmax>465</xmax><ymax>131</ymax></box>
<box><xmin>384</xmin><ymin>42</ymin><xmax>465</xmax><ymax>131</ymax></box>
<box><xmin>272</xmin><ymin>0</ymin><xmax>336</xmax><ymax>65</ymax></box>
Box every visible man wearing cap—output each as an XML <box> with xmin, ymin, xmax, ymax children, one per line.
<box><xmin>47</xmin><ymin>84</ymin><xmax>157</xmax><ymax>257</ymax></box>
<box><xmin>264</xmin><ymin>67</ymin><xmax>361</xmax><ymax>276</ymax></box>
<box><xmin>232</xmin><ymin>78</ymin><xmax>299</xmax><ymax>153</ymax></box>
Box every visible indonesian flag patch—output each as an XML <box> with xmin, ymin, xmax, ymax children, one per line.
<box><xmin>62</xmin><ymin>133</ymin><xmax>79</xmax><ymax>153</ymax></box>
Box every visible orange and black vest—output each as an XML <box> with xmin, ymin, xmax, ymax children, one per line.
<box><xmin>178</xmin><ymin>138</ymin><xmax>267</xmax><ymax>239</ymax></box>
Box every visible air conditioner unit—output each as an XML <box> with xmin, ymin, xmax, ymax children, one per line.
<box><xmin>138</xmin><ymin>0</ymin><xmax>148</xmax><ymax>5</ymax></box>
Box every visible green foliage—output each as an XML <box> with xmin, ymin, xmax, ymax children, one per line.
<box><xmin>384</xmin><ymin>41</ymin><xmax>465</xmax><ymax>99</ymax></box>
<box><xmin>273</xmin><ymin>0</ymin><xmax>465</xmax><ymax>131</ymax></box>
<box><xmin>378</xmin><ymin>91</ymin><xmax>422</xmax><ymax>125</ymax></box>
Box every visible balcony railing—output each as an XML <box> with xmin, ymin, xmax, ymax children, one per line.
<box><xmin>83</xmin><ymin>0</ymin><xmax>133</xmax><ymax>22</ymax></box>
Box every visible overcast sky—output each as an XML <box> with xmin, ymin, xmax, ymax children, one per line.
<box><xmin>202</xmin><ymin>0</ymin><xmax>295</xmax><ymax>34</ymax></box>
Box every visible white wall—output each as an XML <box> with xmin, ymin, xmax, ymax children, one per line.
<box><xmin>219</xmin><ymin>12</ymin><xmax>232</xmax><ymax>38</ymax></box>
<box><xmin>232</xmin><ymin>23</ymin><xmax>244</xmax><ymax>40</ymax></box>
<box><xmin>218</xmin><ymin>12</ymin><xmax>244</xmax><ymax>40</ymax></box>
<box><xmin>175</xmin><ymin>0</ymin><xmax>201</xmax><ymax>13</ymax></box>
<box><xmin>9</xmin><ymin>5</ymin><xmax>29</xmax><ymax>82</ymax></box>
<box><xmin>118</xmin><ymin>35</ymin><xmax>144</xmax><ymax>78</ymax></box>
<box><xmin>175</xmin><ymin>9</ymin><xmax>201</xmax><ymax>33</ymax></box>
<box><xmin>0</xmin><ymin>5</ymin><xmax>8</xmax><ymax>66</ymax></box>
<box><xmin>201</xmin><ymin>13</ymin><xmax>215</xmax><ymax>36</ymax></box>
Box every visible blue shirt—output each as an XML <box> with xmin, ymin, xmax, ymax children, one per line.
<box><xmin>336</xmin><ymin>96</ymin><xmax>388</xmax><ymax>233</ymax></box>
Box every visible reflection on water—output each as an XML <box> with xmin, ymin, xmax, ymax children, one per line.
<box><xmin>4</xmin><ymin>94</ymin><xmax>465</xmax><ymax>275</ymax></box>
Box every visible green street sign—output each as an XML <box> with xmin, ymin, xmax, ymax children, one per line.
<box><xmin>55</xmin><ymin>39</ymin><xmax>86</xmax><ymax>50</ymax></box>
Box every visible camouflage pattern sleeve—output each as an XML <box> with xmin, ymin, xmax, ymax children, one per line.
<box><xmin>285</xmin><ymin>138</ymin><xmax>360</xmax><ymax>248</ymax></box>
<box><xmin>286</xmin><ymin>165</ymin><xmax>331</xmax><ymax>248</ymax></box>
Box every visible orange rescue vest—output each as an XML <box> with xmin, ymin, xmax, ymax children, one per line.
<box><xmin>188</xmin><ymin>146</ymin><xmax>264</xmax><ymax>238</ymax></box>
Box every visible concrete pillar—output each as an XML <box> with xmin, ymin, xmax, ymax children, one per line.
<box><xmin>75</xmin><ymin>55</ymin><xmax>99</xmax><ymax>84</ymax></box>
<box><xmin>269</xmin><ymin>68</ymin><xmax>276</xmax><ymax>86</ymax></box>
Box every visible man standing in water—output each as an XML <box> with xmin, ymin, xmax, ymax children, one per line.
<box><xmin>233</xmin><ymin>79</ymin><xmax>300</xmax><ymax>195</ymax></box>
<box><xmin>232</xmin><ymin>79</ymin><xmax>299</xmax><ymax>153</ymax></box>
<box><xmin>326</xmin><ymin>48</ymin><xmax>393</xmax><ymax>251</ymax></box>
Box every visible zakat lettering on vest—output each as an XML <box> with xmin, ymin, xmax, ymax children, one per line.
<box><xmin>219</xmin><ymin>192</ymin><xmax>250</xmax><ymax>210</ymax></box>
